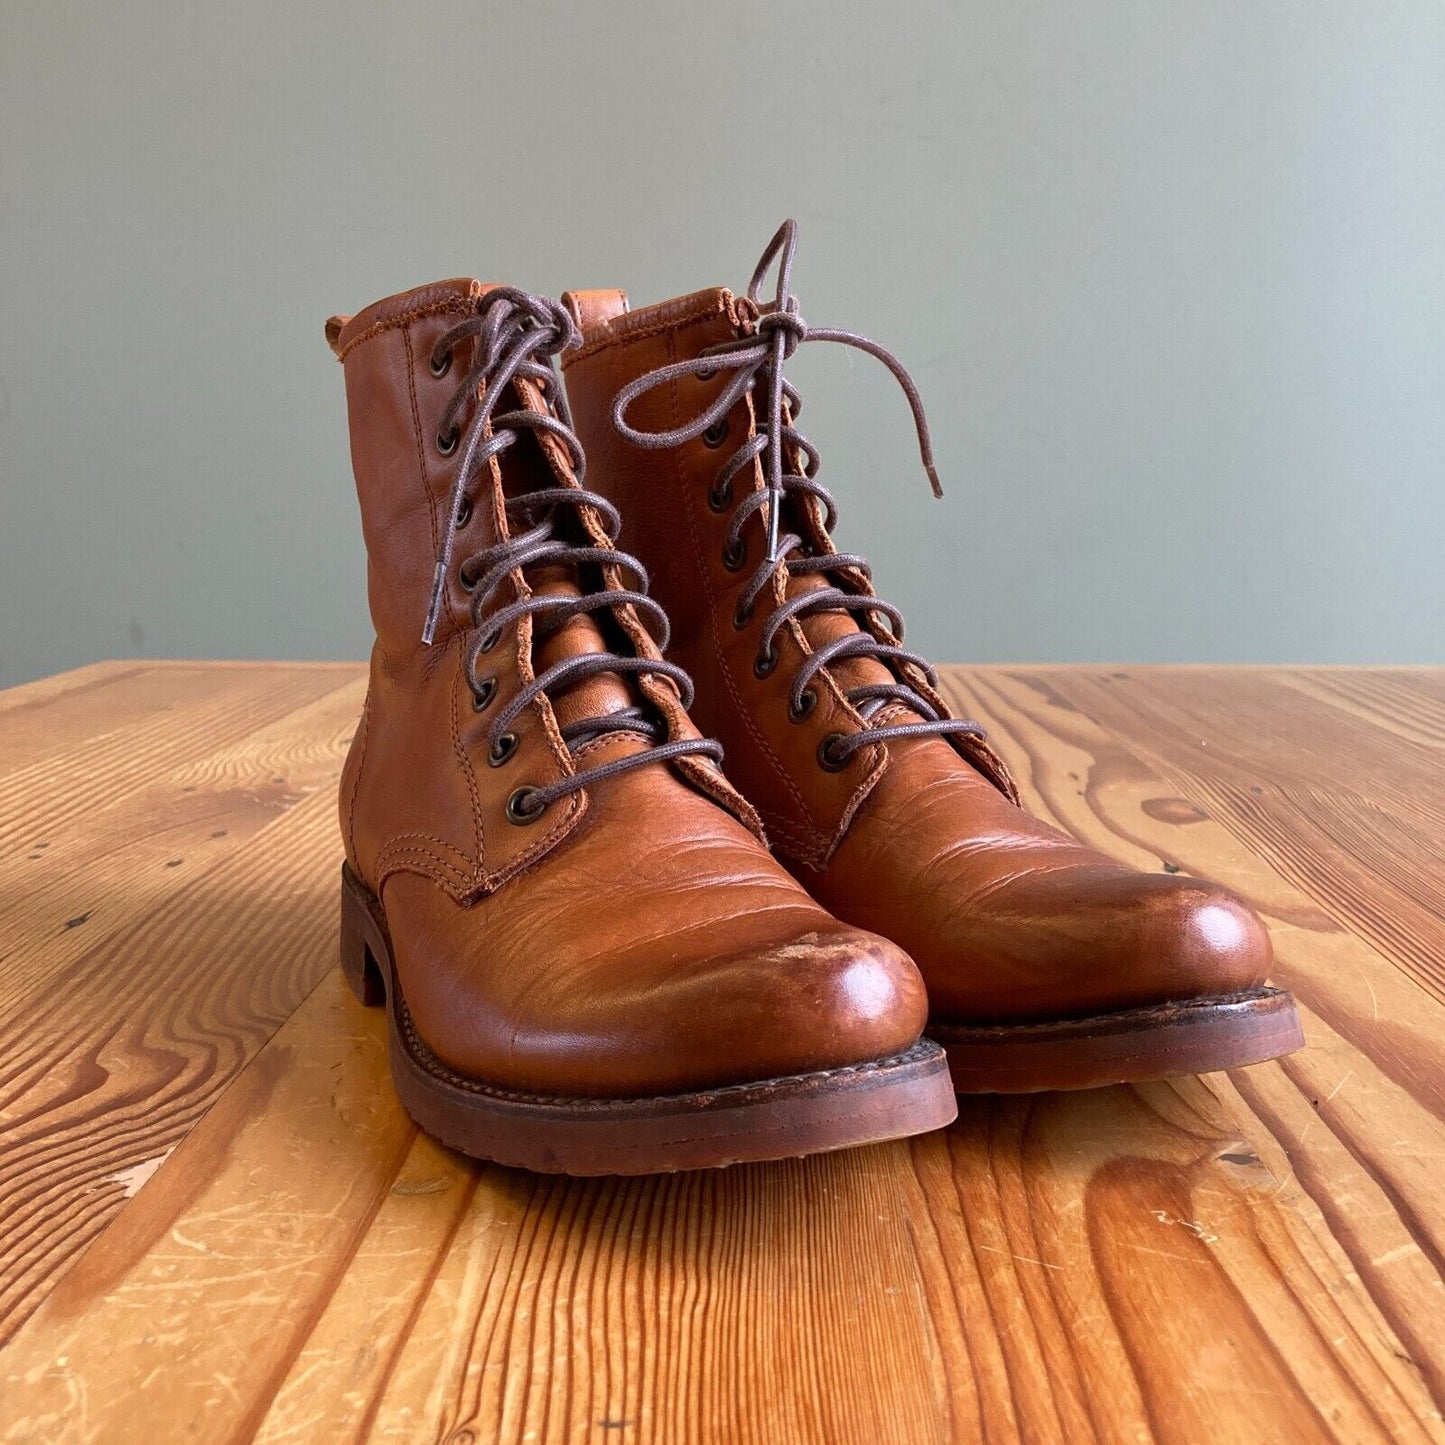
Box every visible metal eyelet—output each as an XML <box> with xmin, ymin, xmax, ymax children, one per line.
<box><xmin>478</xmin><ymin>628</ymin><xmax>500</xmax><ymax>653</ymax></box>
<box><xmin>733</xmin><ymin>597</ymin><xmax>753</xmax><ymax>630</ymax></box>
<box><xmin>488</xmin><ymin>733</ymin><xmax>519</xmax><ymax>767</ymax></box>
<box><xmin>721</xmin><ymin>540</ymin><xmax>745</xmax><ymax>572</ymax></box>
<box><xmin>459</xmin><ymin>565</ymin><xmax>479</xmax><ymax>593</ymax></box>
<box><xmin>454</xmin><ymin>495</ymin><xmax>472</xmax><ymax>527</ymax></box>
<box><xmin>754</xmin><ymin>646</ymin><xmax>778</xmax><ymax>679</ymax></box>
<box><xmin>788</xmin><ymin>688</ymin><xmax>817</xmax><ymax>723</ymax></box>
<box><xmin>817</xmin><ymin>733</ymin><xmax>850</xmax><ymax>771</ymax></box>
<box><xmin>703</xmin><ymin>419</ymin><xmax>730</xmax><ymax>449</ymax></box>
<box><xmin>437</xmin><ymin>427</ymin><xmax>459</xmax><ymax>456</ymax></box>
<box><xmin>708</xmin><ymin>481</ymin><xmax>733</xmax><ymax>513</ymax></box>
<box><xmin>696</xmin><ymin>367</ymin><xmax>716</xmax><ymax>382</ymax></box>
<box><xmin>506</xmin><ymin>786</ymin><xmax>546</xmax><ymax>825</ymax></box>
<box><xmin>471</xmin><ymin>677</ymin><xmax>496</xmax><ymax>711</ymax></box>
<box><xmin>429</xmin><ymin>347</ymin><xmax>452</xmax><ymax>378</ymax></box>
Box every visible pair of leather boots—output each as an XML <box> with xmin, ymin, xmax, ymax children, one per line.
<box><xmin>327</xmin><ymin>222</ymin><xmax>1301</xmax><ymax>1176</ymax></box>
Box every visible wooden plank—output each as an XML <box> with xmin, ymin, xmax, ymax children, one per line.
<box><xmin>0</xmin><ymin>664</ymin><xmax>364</xmax><ymax>1343</ymax></box>
<box><xmin>1</xmin><ymin>663</ymin><xmax>1443</xmax><ymax>1442</ymax></box>
<box><xmin>1</xmin><ymin>977</ymin><xmax>415</xmax><ymax>1445</ymax></box>
<box><xmin>5</xmin><ymin>986</ymin><xmax>1438</xmax><ymax>1442</ymax></box>
<box><xmin>937</xmin><ymin>665</ymin><xmax>1445</xmax><ymax>1424</ymax></box>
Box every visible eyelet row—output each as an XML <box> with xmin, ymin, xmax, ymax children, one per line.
<box><xmin>719</xmin><ymin>516</ymin><xmax>844</xmax><ymax>766</ymax></box>
<box><xmin>430</xmin><ymin>338</ymin><xmax>544</xmax><ymax>818</ymax></box>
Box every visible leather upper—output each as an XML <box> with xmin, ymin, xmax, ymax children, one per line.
<box><xmin>327</xmin><ymin>280</ymin><xmax>929</xmax><ymax>1095</ymax></box>
<box><xmin>561</xmin><ymin>284</ymin><xmax>1276</xmax><ymax>1025</ymax></box>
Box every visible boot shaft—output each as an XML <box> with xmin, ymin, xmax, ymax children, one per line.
<box><xmin>328</xmin><ymin>280</ymin><xmax>496</xmax><ymax>657</ymax></box>
<box><xmin>325</xmin><ymin>279</ymin><xmax>759</xmax><ymax>898</ymax></box>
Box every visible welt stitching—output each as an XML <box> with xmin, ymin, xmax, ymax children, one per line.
<box><xmin>397</xmin><ymin>990</ymin><xmax>935</xmax><ymax>1104</ymax></box>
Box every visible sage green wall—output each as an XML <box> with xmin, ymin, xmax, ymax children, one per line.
<box><xmin>3</xmin><ymin>1</ymin><xmax>1442</xmax><ymax>686</ymax></box>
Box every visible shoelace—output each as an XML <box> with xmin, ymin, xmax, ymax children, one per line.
<box><xmin>423</xmin><ymin>287</ymin><xmax>722</xmax><ymax>821</ymax></box>
<box><xmin>612</xmin><ymin>222</ymin><xmax>985</xmax><ymax>768</ymax></box>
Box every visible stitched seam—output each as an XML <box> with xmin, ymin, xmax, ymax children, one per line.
<box><xmin>562</xmin><ymin>297</ymin><xmax>730</xmax><ymax>365</ymax></box>
<box><xmin>568</xmin><ymin>731</ymin><xmax>649</xmax><ymax>762</ymax></box>
<box><xmin>334</xmin><ymin>296</ymin><xmax>474</xmax><ymax>361</ymax></box>
<box><xmin>488</xmin><ymin>793</ymin><xmax>585</xmax><ymax>883</ymax></box>
<box><xmin>447</xmin><ymin>638</ymin><xmax>487</xmax><ymax>868</ymax></box>
<box><xmin>761</xmin><ymin>811</ymin><xmax>827</xmax><ymax>866</ymax></box>
<box><xmin>403</xmin><ymin>326</ymin><xmax>460</xmax><ymax>638</ymax></box>
<box><xmin>345</xmin><ymin>691</ymin><xmax>370</xmax><ymax>867</ymax></box>
<box><xmin>376</xmin><ymin>839</ymin><xmax>474</xmax><ymax>886</ymax></box>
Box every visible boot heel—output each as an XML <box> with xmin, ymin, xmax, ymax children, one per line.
<box><xmin>339</xmin><ymin>866</ymin><xmax>386</xmax><ymax>1007</ymax></box>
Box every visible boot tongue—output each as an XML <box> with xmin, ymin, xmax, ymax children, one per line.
<box><xmin>499</xmin><ymin>375</ymin><xmax>640</xmax><ymax>741</ymax></box>
<box><xmin>527</xmin><ymin>572</ymin><xmax>640</xmax><ymax>738</ymax></box>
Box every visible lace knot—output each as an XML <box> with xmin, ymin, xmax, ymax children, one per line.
<box><xmin>756</xmin><ymin>306</ymin><xmax>806</xmax><ymax>361</ymax></box>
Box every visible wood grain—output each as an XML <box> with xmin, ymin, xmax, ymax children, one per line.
<box><xmin>1</xmin><ymin>662</ymin><xmax>1442</xmax><ymax>1443</ymax></box>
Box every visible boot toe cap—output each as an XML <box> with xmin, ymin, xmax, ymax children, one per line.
<box><xmin>923</xmin><ymin>865</ymin><xmax>1274</xmax><ymax>1023</ymax></box>
<box><xmin>386</xmin><ymin>871</ymin><xmax>930</xmax><ymax>1099</ymax></box>
<box><xmin>1147</xmin><ymin>880</ymin><xmax>1274</xmax><ymax>1000</ymax></box>
<box><xmin>513</xmin><ymin>923</ymin><xmax>929</xmax><ymax>1097</ymax></box>
<box><xmin>718</xmin><ymin>924</ymin><xmax>930</xmax><ymax>1078</ymax></box>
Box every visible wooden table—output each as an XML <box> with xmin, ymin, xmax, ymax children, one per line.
<box><xmin>1</xmin><ymin>661</ymin><xmax>1442</xmax><ymax>1444</ymax></box>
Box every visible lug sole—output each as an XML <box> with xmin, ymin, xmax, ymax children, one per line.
<box><xmin>339</xmin><ymin>864</ymin><xmax>958</xmax><ymax>1175</ymax></box>
<box><xmin>930</xmin><ymin>986</ymin><xmax>1304</xmax><ymax>1093</ymax></box>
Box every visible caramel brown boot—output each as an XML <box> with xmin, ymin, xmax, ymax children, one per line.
<box><xmin>323</xmin><ymin>280</ymin><xmax>956</xmax><ymax>1174</ymax></box>
<box><xmin>559</xmin><ymin>223</ymin><xmax>1304</xmax><ymax>1093</ymax></box>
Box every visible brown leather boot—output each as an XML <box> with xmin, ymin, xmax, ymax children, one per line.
<box><xmin>559</xmin><ymin>224</ymin><xmax>1303</xmax><ymax>1092</ymax></box>
<box><xmin>324</xmin><ymin>279</ymin><xmax>957</xmax><ymax>1173</ymax></box>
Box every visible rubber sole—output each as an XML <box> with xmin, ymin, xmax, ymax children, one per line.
<box><xmin>339</xmin><ymin>864</ymin><xmax>959</xmax><ymax>1175</ymax></box>
<box><xmin>931</xmin><ymin>986</ymin><xmax>1304</xmax><ymax>1093</ymax></box>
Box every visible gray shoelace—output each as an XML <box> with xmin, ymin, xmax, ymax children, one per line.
<box><xmin>423</xmin><ymin>287</ymin><xmax>722</xmax><ymax>822</ymax></box>
<box><xmin>612</xmin><ymin>222</ymin><xmax>985</xmax><ymax>768</ymax></box>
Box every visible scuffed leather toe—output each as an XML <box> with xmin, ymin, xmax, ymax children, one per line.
<box><xmin>382</xmin><ymin>827</ymin><xmax>929</xmax><ymax>1099</ymax></box>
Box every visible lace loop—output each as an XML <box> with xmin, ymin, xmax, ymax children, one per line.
<box><xmin>427</xmin><ymin>287</ymin><xmax>723</xmax><ymax>813</ymax></box>
<box><xmin>610</xmin><ymin>222</ymin><xmax>986</xmax><ymax>764</ymax></box>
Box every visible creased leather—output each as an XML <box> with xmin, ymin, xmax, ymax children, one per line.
<box><xmin>562</xmin><ymin>288</ymin><xmax>1276</xmax><ymax>1025</ymax></box>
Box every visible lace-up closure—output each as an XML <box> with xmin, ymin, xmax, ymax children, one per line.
<box><xmin>425</xmin><ymin>287</ymin><xmax>721</xmax><ymax>818</ymax></box>
<box><xmin>611</xmin><ymin>222</ymin><xmax>986</xmax><ymax>768</ymax></box>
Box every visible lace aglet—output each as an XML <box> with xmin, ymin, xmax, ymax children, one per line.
<box><xmin>421</xmin><ymin>563</ymin><xmax>447</xmax><ymax>646</ymax></box>
<box><xmin>926</xmin><ymin>463</ymin><xmax>944</xmax><ymax>500</ymax></box>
